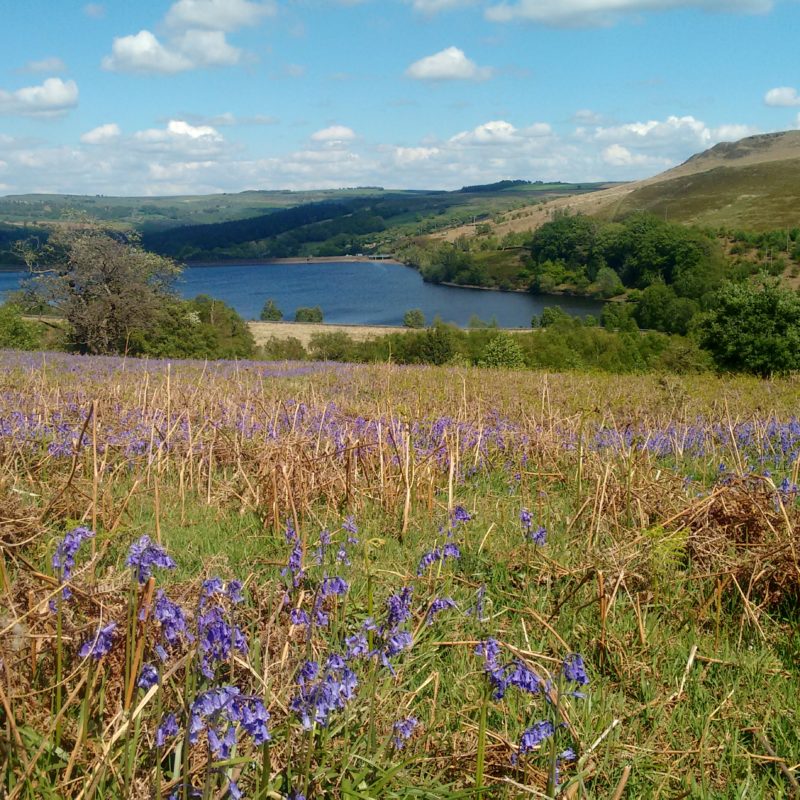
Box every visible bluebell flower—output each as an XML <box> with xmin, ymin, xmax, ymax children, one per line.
<box><xmin>227</xmin><ymin>580</ymin><xmax>244</xmax><ymax>604</ymax></box>
<box><xmin>79</xmin><ymin>621</ymin><xmax>116</xmax><ymax>660</ymax></box>
<box><xmin>228</xmin><ymin>780</ymin><xmax>242</xmax><ymax>800</ymax></box>
<box><xmin>345</xmin><ymin>632</ymin><xmax>369</xmax><ymax>660</ymax></box>
<box><xmin>392</xmin><ymin>716</ymin><xmax>418</xmax><ymax>749</ymax></box>
<box><xmin>290</xmin><ymin>656</ymin><xmax>358</xmax><ymax>729</ymax></box>
<box><xmin>138</xmin><ymin>663</ymin><xmax>159</xmax><ymax>690</ymax></box>
<box><xmin>282</xmin><ymin>540</ymin><xmax>305</xmax><ymax>588</ymax></box>
<box><xmin>451</xmin><ymin>505</ymin><xmax>472</xmax><ymax>525</ymax></box>
<box><xmin>126</xmin><ymin>535</ymin><xmax>176</xmax><ymax>584</ymax></box>
<box><xmin>520</xmin><ymin>509</ymin><xmax>547</xmax><ymax>545</ymax></box>
<box><xmin>562</xmin><ymin>653</ymin><xmax>589</xmax><ymax>686</ymax></box>
<box><xmin>442</xmin><ymin>542</ymin><xmax>461</xmax><ymax>561</ymax></box>
<box><xmin>51</xmin><ymin>526</ymin><xmax>94</xmax><ymax>602</ymax></box>
<box><xmin>153</xmin><ymin>590</ymin><xmax>192</xmax><ymax>655</ymax></box>
<box><xmin>518</xmin><ymin>720</ymin><xmax>555</xmax><ymax>756</ymax></box>
<box><xmin>321</xmin><ymin>575</ymin><xmax>349</xmax><ymax>597</ymax></box>
<box><xmin>290</xmin><ymin>608</ymin><xmax>310</xmax><ymax>627</ymax></box>
<box><xmin>469</xmin><ymin>584</ymin><xmax>487</xmax><ymax>622</ymax></box>
<box><xmin>155</xmin><ymin>712</ymin><xmax>179</xmax><ymax>748</ymax></box>
<box><xmin>427</xmin><ymin>597</ymin><xmax>456</xmax><ymax>624</ymax></box>
<box><xmin>385</xmin><ymin>587</ymin><xmax>413</xmax><ymax>629</ymax></box>
<box><xmin>416</xmin><ymin>547</ymin><xmax>442</xmax><ymax>576</ymax></box>
<box><xmin>197</xmin><ymin>605</ymin><xmax>248</xmax><ymax>680</ymax></box>
<box><xmin>342</xmin><ymin>515</ymin><xmax>358</xmax><ymax>544</ymax></box>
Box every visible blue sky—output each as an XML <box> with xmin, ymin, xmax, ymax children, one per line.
<box><xmin>1</xmin><ymin>0</ymin><xmax>798</xmax><ymax>195</ymax></box>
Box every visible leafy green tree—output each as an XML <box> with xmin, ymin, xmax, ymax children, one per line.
<box><xmin>308</xmin><ymin>331</ymin><xmax>353</xmax><ymax>361</ymax></box>
<box><xmin>537</xmin><ymin>306</ymin><xmax>572</xmax><ymax>327</ymax></box>
<box><xmin>696</xmin><ymin>277</ymin><xmax>800</xmax><ymax>376</ymax></box>
<box><xmin>417</xmin><ymin>323</ymin><xmax>455</xmax><ymax>365</ymax></box>
<box><xmin>403</xmin><ymin>308</ymin><xmax>425</xmax><ymax>328</ymax></box>
<box><xmin>479</xmin><ymin>333</ymin><xmax>525</xmax><ymax>369</ymax></box>
<box><xmin>601</xmin><ymin>302</ymin><xmax>639</xmax><ymax>333</ymax></box>
<box><xmin>295</xmin><ymin>306</ymin><xmax>324</xmax><ymax>323</ymax></box>
<box><xmin>260</xmin><ymin>299</ymin><xmax>283</xmax><ymax>321</ymax></box>
<box><xmin>592</xmin><ymin>266</ymin><xmax>624</xmax><ymax>298</ymax></box>
<box><xmin>20</xmin><ymin>224</ymin><xmax>179</xmax><ymax>355</ymax></box>
<box><xmin>0</xmin><ymin>303</ymin><xmax>41</xmax><ymax>350</ymax></box>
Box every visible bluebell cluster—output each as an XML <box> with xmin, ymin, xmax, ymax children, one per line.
<box><xmin>520</xmin><ymin>508</ymin><xmax>547</xmax><ymax>546</ymax></box>
<box><xmin>392</xmin><ymin>716</ymin><xmax>419</xmax><ymax>749</ymax></box>
<box><xmin>51</xmin><ymin>525</ymin><xmax>94</xmax><ymax>604</ymax></box>
<box><xmin>290</xmin><ymin>655</ymin><xmax>358</xmax><ymax>730</ymax></box>
<box><xmin>78</xmin><ymin>621</ymin><xmax>116</xmax><ymax>660</ymax></box>
<box><xmin>126</xmin><ymin>535</ymin><xmax>176</xmax><ymax>584</ymax></box>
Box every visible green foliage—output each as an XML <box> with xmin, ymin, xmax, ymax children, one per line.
<box><xmin>21</xmin><ymin>225</ymin><xmax>180</xmax><ymax>355</ymax></box>
<box><xmin>260</xmin><ymin>298</ymin><xmax>283</xmax><ymax>321</ymax></box>
<box><xmin>697</xmin><ymin>277</ymin><xmax>800</xmax><ymax>376</ymax></box>
<box><xmin>0</xmin><ymin>303</ymin><xmax>41</xmax><ymax>350</ymax></box>
<box><xmin>536</xmin><ymin>306</ymin><xmax>572</xmax><ymax>327</ymax></box>
<box><xmin>527</xmin><ymin>212</ymin><xmax>726</xmax><ymax>308</ymax></box>
<box><xmin>294</xmin><ymin>306</ymin><xmax>324</xmax><ymax>323</ymax></box>
<box><xmin>130</xmin><ymin>295</ymin><xmax>255</xmax><ymax>360</ymax></box>
<box><xmin>259</xmin><ymin>335</ymin><xmax>307</xmax><ymax>361</ymax></box>
<box><xmin>308</xmin><ymin>331</ymin><xmax>355</xmax><ymax>361</ymax></box>
<box><xmin>634</xmin><ymin>283</ymin><xmax>700</xmax><ymax>335</ymax></box>
<box><xmin>403</xmin><ymin>308</ymin><xmax>425</xmax><ymax>328</ymax></box>
<box><xmin>601</xmin><ymin>302</ymin><xmax>639</xmax><ymax>333</ymax></box>
<box><xmin>479</xmin><ymin>332</ymin><xmax>525</xmax><ymax>369</ymax></box>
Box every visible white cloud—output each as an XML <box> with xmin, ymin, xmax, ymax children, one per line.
<box><xmin>102</xmin><ymin>31</ymin><xmax>193</xmax><ymax>74</ymax></box>
<box><xmin>408</xmin><ymin>0</ymin><xmax>478</xmax><ymax>13</ymax></box>
<box><xmin>173</xmin><ymin>30</ymin><xmax>242</xmax><ymax>67</ymax></box>
<box><xmin>601</xmin><ymin>143</ymin><xmax>666</xmax><ymax>167</ymax></box>
<box><xmin>0</xmin><ymin>77</ymin><xmax>78</xmax><ymax>118</ymax></box>
<box><xmin>81</xmin><ymin>123</ymin><xmax>121</xmax><ymax>144</ymax></box>
<box><xmin>21</xmin><ymin>57</ymin><xmax>67</xmax><ymax>74</ymax></box>
<box><xmin>394</xmin><ymin>146</ymin><xmax>441</xmax><ymax>164</ymax></box>
<box><xmin>450</xmin><ymin>119</ymin><xmax>553</xmax><ymax>145</ymax></box>
<box><xmin>311</xmin><ymin>125</ymin><xmax>357</xmax><ymax>142</ymax></box>
<box><xmin>485</xmin><ymin>0</ymin><xmax>773</xmax><ymax>26</ymax></box>
<box><xmin>406</xmin><ymin>46</ymin><xmax>493</xmax><ymax>81</ymax></box>
<box><xmin>165</xmin><ymin>0</ymin><xmax>275</xmax><ymax>31</ymax></box>
<box><xmin>180</xmin><ymin>112</ymin><xmax>278</xmax><ymax>126</ymax></box>
<box><xmin>572</xmin><ymin>109</ymin><xmax>604</xmax><ymax>124</ymax></box>
<box><xmin>764</xmin><ymin>86</ymin><xmax>800</xmax><ymax>107</ymax></box>
<box><xmin>102</xmin><ymin>28</ymin><xmax>243</xmax><ymax>73</ymax></box>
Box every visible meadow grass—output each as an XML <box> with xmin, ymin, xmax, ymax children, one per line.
<box><xmin>1</xmin><ymin>351</ymin><xmax>798</xmax><ymax>798</ymax></box>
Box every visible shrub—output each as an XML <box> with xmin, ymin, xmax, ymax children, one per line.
<box><xmin>479</xmin><ymin>333</ymin><xmax>525</xmax><ymax>369</ymax></box>
<box><xmin>260</xmin><ymin>299</ymin><xmax>283</xmax><ymax>321</ymax></box>
<box><xmin>403</xmin><ymin>309</ymin><xmax>425</xmax><ymax>328</ymax></box>
<box><xmin>0</xmin><ymin>303</ymin><xmax>41</xmax><ymax>350</ymax></box>
<box><xmin>295</xmin><ymin>306</ymin><xmax>324</xmax><ymax>323</ymax></box>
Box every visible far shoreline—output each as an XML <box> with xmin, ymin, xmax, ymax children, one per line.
<box><xmin>185</xmin><ymin>255</ymin><xmax>405</xmax><ymax>267</ymax></box>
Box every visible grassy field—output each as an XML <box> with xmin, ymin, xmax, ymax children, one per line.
<box><xmin>1</xmin><ymin>352</ymin><xmax>799</xmax><ymax>798</ymax></box>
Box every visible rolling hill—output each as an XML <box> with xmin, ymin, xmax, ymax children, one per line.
<box><xmin>441</xmin><ymin>130</ymin><xmax>800</xmax><ymax>242</ymax></box>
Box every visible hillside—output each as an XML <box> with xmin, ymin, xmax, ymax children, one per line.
<box><xmin>439</xmin><ymin>130</ymin><xmax>800</xmax><ymax>241</ymax></box>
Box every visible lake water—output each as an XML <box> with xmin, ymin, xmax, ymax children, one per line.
<box><xmin>1</xmin><ymin>261</ymin><xmax>603</xmax><ymax>327</ymax></box>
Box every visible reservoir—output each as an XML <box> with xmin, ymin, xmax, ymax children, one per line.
<box><xmin>1</xmin><ymin>261</ymin><xmax>603</xmax><ymax>328</ymax></box>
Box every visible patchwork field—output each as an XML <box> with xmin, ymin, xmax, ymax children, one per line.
<box><xmin>1</xmin><ymin>352</ymin><xmax>799</xmax><ymax>798</ymax></box>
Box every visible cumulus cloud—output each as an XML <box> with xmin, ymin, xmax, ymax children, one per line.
<box><xmin>311</xmin><ymin>125</ymin><xmax>357</xmax><ymax>142</ymax></box>
<box><xmin>0</xmin><ymin>77</ymin><xmax>78</xmax><ymax>117</ymax></box>
<box><xmin>81</xmin><ymin>123</ymin><xmax>122</xmax><ymax>144</ymax></box>
<box><xmin>485</xmin><ymin>0</ymin><xmax>773</xmax><ymax>26</ymax></box>
<box><xmin>102</xmin><ymin>29</ymin><xmax>242</xmax><ymax>73</ymax></box>
<box><xmin>601</xmin><ymin>143</ymin><xmax>668</xmax><ymax>167</ymax></box>
<box><xmin>21</xmin><ymin>57</ymin><xmax>67</xmax><ymax>74</ymax></box>
<box><xmin>450</xmin><ymin>119</ymin><xmax>552</xmax><ymax>145</ymax></box>
<box><xmin>180</xmin><ymin>111</ymin><xmax>278</xmax><ymax>126</ymax></box>
<box><xmin>408</xmin><ymin>0</ymin><xmax>478</xmax><ymax>12</ymax></box>
<box><xmin>406</xmin><ymin>46</ymin><xmax>493</xmax><ymax>81</ymax></box>
<box><xmin>102</xmin><ymin>31</ymin><xmax>193</xmax><ymax>73</ymax></box>
<box><xmin>165</xmin><ymin>0</ymin><xmax>275</xmax><ymax>31</ymax></box>
<box><xmin>764</xmin><ymin>86</ymin><xmax>800</xmax><ymax>107</ymax></box>
<box><xmin>102</xmin><ymin>0</ymin><xmax>269</xmax><ymax>75</ymax></box>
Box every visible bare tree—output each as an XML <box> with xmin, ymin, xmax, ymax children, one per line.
<box><xmin>18</xmin><ymin>223</ymin><xmax>180</xmax><ymax>355</ymax></box>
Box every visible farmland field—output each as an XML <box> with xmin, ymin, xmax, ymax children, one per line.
<box><xmin>1</xmin><ymin>351</ymin><xmax>799</xmax><ymax>798</ymax></box>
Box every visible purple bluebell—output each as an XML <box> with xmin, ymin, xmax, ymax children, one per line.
<box><xmin>138</xmin><ymin>663</ymin><xmax>159</xmax><ymax>690</ymax></box>
<box><xmin>392</xmin><ymin>716</ymin><xmax>418</xmax><ymax>749</ymax></box>
<box><xmin>51</xmin><ymin>526</ymin><xmax>94</xmax><ymax>601</ymax></box>
<box><xmin>518</xmin><ymin>720</ymin><xmax>555</xmax><ymax>756</ymax></box>
<box><xmin>227</xmin><ymin>579</ymin><xmax>244</xmax><ymax>604</ymax></box>
<box><xmin>290</xmin><ymin>608</ymin><xmax>311</xmax><ymax>626</ymax></box>
<box><xmin>78</xmin><ymin>621</ymin><xmax>116</xmax><ymax>660</ymax></box>
<box><xmin>384</xmin><ymin>587</ymin><xmax>413</xmax><ymax>630</ymax></box>
<box><xmin>345</xmin><ymin>633</ymin><xmax>369</xmax><ymax>660</ymax></box>
<box><xmin>282</xmin><ymin>540</ymin><xmax>305</xmax><ymax>588</ymax></box>
<box><xmin>290</xmin><ymin>656</ymin><xmax>358</xmax><ymax>729</ymax></box>
<box><xmin>126</xmin><ymin>535</ymin><xmax>176</xmax><ymax>584</ymax></box>
<box><xmin>442</xmin><ymin>542</ymin><xmax>461</xmax><ymax>561</ymax></box>
<box><xmin>427</xmin><ymin>597</ymin><xmax>456</xmax><ymax>624</ymax></box>
<box><xmin>228</xmin><ymin>780</ymin><xmax>242</xmax><ymax>800</ymax></box>
<box><xmin>321</xmin><ymin>575</ymin><xmax>349</xmax><ymax>597</ymax></box>
<box><xmin>197</xmin><ymin>605</ymin><xmax>248</xmax><ymax>680</ymax></box>
<box><xmin>416</xmin><ymin>548</ymin><xmax>442</xmax><ymax>576</ymax></box>
<box><xmin>562</xmin><ymin>653</ymin><xmax>589</xmax><ymax>686</ymax></box>
<box><xmin>342</xmin><ymin>515</ymin><xmax>359</xmax><ymax>544</ymax></box>
<box><xmin>506</xmin><ymin>660</ymin><xmax>541</xmax><ymax>695</ymax></box>
<box><xmin>451</xmin><ymin>505</ymin><xmax>472</xmax><ymax>525</ymax></box>
<box><xmin>153</xmin><ymin>590</ymin><xmax>192</xmax><ymax>653</ymax></box>
<box><xmin>155</xmin><ymin>712</ymin><xmax>179</xmax><ymax>747</ymax></box>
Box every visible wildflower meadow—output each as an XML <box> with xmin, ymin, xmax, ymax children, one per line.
<box><xmin>1</xmin><ymin>351</ymin><xmax>799</xmax><ymax>798</ymax></box>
